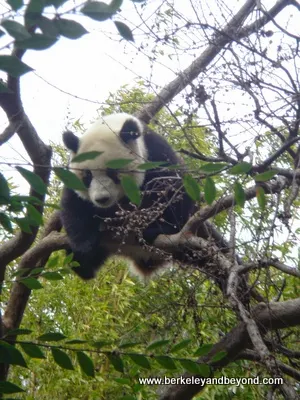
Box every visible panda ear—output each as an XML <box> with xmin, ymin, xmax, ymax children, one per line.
<box><xmin>120</xmin><ymin>118</ymin><xmax>143</xmax><ymax>143</ymax></box>
<box><xmin>63</xmin><ymin>131</ymin><xmax>79</xmax><ymax>153</ymax></box>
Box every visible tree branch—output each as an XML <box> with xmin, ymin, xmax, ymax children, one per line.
<box><xmin>0</xmin><ymin>54</ymin><xmax>52</xmax><ymax>283</ymax></box>
<box><xmin>136</xmin><ymin>0</ymin><xmax>257</xmax><ymax>123</ymax></box>
<box><xmin>159</xmin><ymin>298</ymin><xmax>300</xmax><ymax>400</ymax></box>
<box><xmin>136</xmin><ymin>0</ymin><xmax>293</xmax><ymax>123</ymax></box>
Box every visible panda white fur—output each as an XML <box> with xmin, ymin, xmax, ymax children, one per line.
<box><xmin>60</xmin><ymin>113</ymin><xmax>195</xmax><ymax>279</ymax></box>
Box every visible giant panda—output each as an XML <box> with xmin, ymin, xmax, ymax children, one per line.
<box><xmin>60</xmin><ymin>113</ymin><xmax>195</xmax><ymax>279</ymax></box>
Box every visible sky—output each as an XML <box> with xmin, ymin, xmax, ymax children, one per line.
<box><xmin>0</xmin><ymin>0</ymin><xmax>298</xmax><ymax>178</ymax></box>
<box><xmin>0</xmin><ymin>0</ymin><xmax>299</xmax><ymax>263</ymax></box>
<box><xmin>0</xmin><ymin>0</ymin><xmax>155</xmax><ymax>175</ymax></box>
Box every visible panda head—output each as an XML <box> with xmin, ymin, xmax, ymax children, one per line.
<box><xmin>62</xmin><ymin>113</ymin><xmax>147</xmax><ymax>208</ymax></box>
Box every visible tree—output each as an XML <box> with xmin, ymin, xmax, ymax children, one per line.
<box><xmin>0</xmin><ymin>0</ymin><xmax>300</xmax><ymax>399</ymax></box>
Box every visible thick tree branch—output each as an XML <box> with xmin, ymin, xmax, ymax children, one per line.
<box><xmin>0</xmin><ymin>56</ymin><xmax>52</xmax><ymax>282</ymax></box>
<box><xmin>159</xmin><ymin>298</ymin><xmax>300</xmax><ymax>400</ymax></box>
<box><xmin>136</xmin><ymin>0</ymin><xmax>257</xmax><ymax>122</ymax></box>
<box><xmin>136</xmin><ymin>0</ymin><xmax>292</xmax><ymax>123</ymax></box>
<box><xmin>239</xmin><ymin>350</ymin><xmax>300</xmax><ymax>381</ymax></box>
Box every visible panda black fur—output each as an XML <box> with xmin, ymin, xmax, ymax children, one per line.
<box><xmin>60</xmin><ymin>113</ymin><xmax>194</xmax><ymax>280</ymax></box>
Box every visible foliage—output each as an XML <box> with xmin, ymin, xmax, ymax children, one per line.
<box><xmin>4</xmin><ymin>259</ymin><xmax>231</xmax><ymax>399</ymax></box>
<box><xmin>1</xmin><ymin>0</ymin><xmax>300</xmax><ymax>399</ymax></box>
<box><xmin>0</xmin><ymin>0</ymin><xmax>143</xmax><ymax>92</ymax></box>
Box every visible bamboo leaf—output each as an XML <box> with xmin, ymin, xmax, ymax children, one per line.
<box><xmin>114</xmin><ymin>21</ymin><xmax>134</xmax><ymax>42</ymax></box>
<box><xmin>76</xmin><ymin>351</ymin><xmax>95</xmax><ymax>377</ymax></box>
<box><xmin>16</xmin><ymin>167</ymin><xmax>48</xmax><ymax>195</ymax></box>
<box><xmin>51</xmin><ymin>348</ymin><xmax>74</xmax><ymax>370</ymax></box>
<box><xmin>120</xmin><ymin>175</ymin><xmax>141</xmax><ymax>206</ymax></box>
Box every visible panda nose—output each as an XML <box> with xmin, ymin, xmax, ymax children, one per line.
<box><xmin>95</xmin><ymin>196</ymin><xmax>110</xmax><ymax>205</ymax></box>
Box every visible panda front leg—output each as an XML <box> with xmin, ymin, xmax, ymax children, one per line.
<box><xmin>71</xmin><ymin>246</ymin><xmax>110</xmax><ymax>280</ymax></box>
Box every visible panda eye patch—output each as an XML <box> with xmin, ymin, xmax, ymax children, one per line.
<box><xmin>82</xmin><ymin>169</ymin><xmax>93</xmax><ymax>187</ymax></box>
<box><xmin>106</xmin><ymin>168</ymin><xmax>120</xmax><ymax>184</ymax></box>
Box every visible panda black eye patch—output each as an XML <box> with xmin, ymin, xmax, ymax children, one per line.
<box><xmin>106</xmin><ymin>168</ymin><xmax>120</xmax><ymax>184</ymax></box>
<box><xmin>82</xmin><ymin>169</ymin><xmax>93</xmax><ymax>187</ymax></box>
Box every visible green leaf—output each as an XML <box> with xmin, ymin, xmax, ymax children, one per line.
<box><xmin>199</xmin><ymin>163</ymin><xmax>227</xmax><ymax>173</ymax></box>
<box><xmin>55</xmin><ymin>18</ymin><xmax>88</xmax><ymax>39</ymax></box>
<box><xmin>193</xmin><ymin>344</ymin><xmax>213</xmax><ymax>357</ymax></box>
<box><xmin>114</xmin><ymin>21</ymin><xmax>134</xmax><ymax>42</ymax></box>
<box><xmin>119</xmin><ymin>341</ymin><xmax>141</xmax><ymax>349</ymax></box>
<box><xmin>114</xmin><ymin>377</ymin><xmax>131</xmax><ymax>385</ymax></box>
<box><xmin>211</xmin><ymin>350</ymin><xmax>227</xmax><ymax>362</ymax></box>
<box><xmin>183</xmin><ymin>175</ymin><xmax>201</xmax><ymax>201</ymax></box>
<box><xmin>198</xmin><ymin>363</ymin><xmax>211</xmax><ymax>377</ymax></box>
<box><xmin>137</xmin><ymin>161</ymin><xmax>168</xmax><ymax>170</ymax></box>
<box><xmin>7</xmin><ymin>0</ymin><xmax>23</xmax><ymax>11</ymax></box>
<box><xmin>154</xmin><ymin>356</ymin><xmax>177</xmax><ymax>370</ymax></box>
<box><xmin>45</xmin><ymin>202</ymin><xmax>61</xmax><ymax>210</ymax></box>
<box><xmin>5</xmin><ymin>329</ymin><xmax>32</xmax><ymax>337</ymax></box>
<box><xmin>1</xmin><ymin>20</ymin><xmax>31</xmax><ymax>40</ymax></box>
<box><xmin>16</xmin><ymin>167</ymin><xmax>48</xmax><ymax>195</ymax></box>
<box><xmin>0</xmin><ymin>341</ymin><xmax>28</xmax><ymax>368</ymax></box>
<box><xmin>146</xmin><ymin>339</ymin><xmax>170</xmax><ymax>351</ymax></box>
<box><xmin>204</xmin><ymin>176</ymin><xmax>216</xmax><ymax>204</ymax></box>
<box><xmin>0</xmin><ymin>55</ymin><xmax>33</xmax><ymax>77</ymax></box>
<box><xmin>254</xmin><ymin>170</ymin><xmax>277</xmax><ymax>182</ymax></box>
<box><xmin>65</xmin><ymin>339</ymin><xmax>87</xmax><ymax>344</ymax></box>
<box><xmin>256</xmin><ymin>186</ymin><xmax>266</xmax><ymax>210</ymax></box>
<box><xmin>19</xmin><ymin>343</ymin><xmax>45</xmax><ymax>359</ymax></box>
<box><xmin>8</xmin><ymin>200</ymin><xmax>23</xmax><ymax>212</ymax></box>
<box><xmin>128</xmin><ymin>354</ymin><xmax>151</xmax><ymax>369</ymax></box>
<box><xmin>54</xmin><ymin>168</ymin><xmax>86</xmax><ymax>190</ymax></box>
<box><xmin>58</xmin><ymin>267</ymin><xmax>73</xmax><ymax>275</ymax></box>
<box><xmin>0</xmin><ymin>381</ymin><xmax>25</xmax><ymax>394</ymax></box>
<box><xmin>234</xmin><ymin>181</ymin><xmax>245</xmax><ymax>208</ymax></box>
<box><xmin>110</xmin><ymin>0</ymin><xmax>123</xmax><ymax>12</ymax></box>
<box><xmin>36</xmin><ymin>16</ymin><xmax>59</xmax><ymax>38</ymax></box>
<box><xmin>76</xmin><ymin>351</ymin><xmax>95</xmax><ymax>377</ymax></box>
<box><xmin>29</xmin><ymin>267</ymin><xmax>44</xmax><ymax>276</ymax></box>
<box><xmin>63</xmin><ymin>252</ymin><xmax>74</xmax><ymax>265</ymax></box>
<box><xmin>0</xmin><ymin>213</ymin><xmax>13</xmax><ymax>233</ymax></box>
<box><xmin>25</xmin><ymin>0</ymin><xmax>44</xmax><ymax>17</ymax></box>
<box><xmin>41</xmin><ymin>272</ymin><xmax>63</xmax><ymax>281</ymax></box>
<box><xmin>81</xmin><ymin>2</ymin><xmax>114</xmax><ymax>21</ymax></box>
<box><xmin>179</xmin><ymin>359</ymin><xmax>202</xmax><ymax>374</ymax></box>
<box><xmin>105</xmin><ymin>158</ymin><xmax>134</xmax><ymax>169</ymax></box>
<box><xmin>27</xmin><ymin>204</ymin><xmax>43</xmax><ymax>226</ymax></box>
<box><xmin>228</xmin><ymin>162</ymin><xmax>252</xmax><ymax>175</ymax></box>
<box><xmin>46</xmin><ymin>255</ymin><xmax>59</xmax><ymax>268</ymax></box>
<box><xmin>11</xmin><ymin>195</ymin><xmax>43</xmax><ymax>205</ymax></box>
<box><xmin>0</xmin><ymin>81</ymin><xmax>13</xmax><ymax>93</ymax></box>
<box><xmin>15</xmin><ymin>34</ymin><xmax>57</xmax><ymax>50</ymax></box>
<box><xmin>37</xmin><ymin>332</ymin><xmax>66</xmax><ymax>342</ymax></box>
<box><xmin>51</xmin><ymin>348</ymin><xmax>74</xmax><ymax>370</ymax></box>
<box><xmin>72</xmin><ymin>151</ymin><xmax>103</xmax><ymax>163</ymax></box>
<box><xmin>0</xmin><ymin>173</ymin><xmax>10</xmax><ymax>203</ymax></box>
<box><xmin>170</xmin><ymin>339</ymin><xmax>192</xmax><ymax>353</ymax></box>
<box><xmin>20</xmin><ymin>277</ymin><xmax>43</xmax><ymax>290</ymax></box>
<box><xmin>92</xmin><ymin>341</ymin><xmax>110</xmax><ymax>349</ymax></box>
<box><xmin>14</xmin><ymin>217</ymin><xmax>32</xmax><ymax>233</ymax></box>
<box><xmin>12</xmin><ymin>268</ymin><xmax>30</xmax><ymax>278</ymax></box>
<box><xmin>107</xmin><ymin>353</ymin><xmax>124</xmax><ymax>372</ymax></box>
<box><xmin>120</xmin><ymin>175</ymin><xmax>141</xmax><ymax>206</ymax></box>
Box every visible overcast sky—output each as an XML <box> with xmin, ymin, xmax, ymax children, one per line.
<box><xmin>0</xmin><ymin>0</ymin><xmax>298</xmax><ymax>179</ymax></box>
